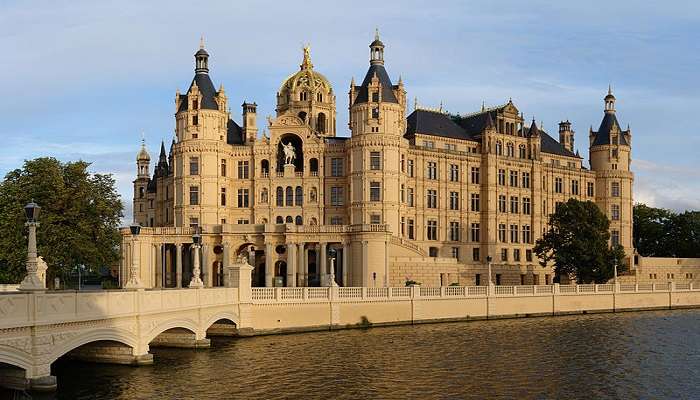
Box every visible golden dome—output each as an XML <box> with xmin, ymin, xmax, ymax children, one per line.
<box><xmin>279</xmin><ymin>46</ymin><xmax>333</xmax><ymax>94</ymax></box>
<box><xmin>137</xmin><ymin>140</ymin><xmax>150</xmax><ymax>161</ymax></box>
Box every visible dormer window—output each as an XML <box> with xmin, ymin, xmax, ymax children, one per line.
<box><xmin>300</xmin><ymin>91</ymin><xmax>308</xmax><ymax>101</ymax></box>
<box><xmin>372</xmin><ymin>107</ymin><xmax>379</xmax><ymax>119</ymax></box>
<box><xmin>372</xmin><ymin>91</ymin><xmax>379</xmax><ymax>102</ymax></box>
<box><xmin>317</xmin><ymin>93</ymin><xmax>323</xmax><ymax>102</ymax></box>
<box><xmin>192</xmin><ymin>99</ymin><xmax>198</xmax><ymax>110</ymax></box>
<box><xmin>192</xmin><ymin>115</ymin><xmax>198</xmax><ymax>126</ymax></box>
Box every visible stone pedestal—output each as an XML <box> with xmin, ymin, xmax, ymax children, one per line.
<box><xmin>284</xmin><ymin>163</ymin><xmax>296</xmax><ymax>177</ymax></box>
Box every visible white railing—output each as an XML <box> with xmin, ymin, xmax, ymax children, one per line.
<box><xmin>247</xmin><ymin>282</ymin><xmax>700</xmax><ymax>304</ymax></box>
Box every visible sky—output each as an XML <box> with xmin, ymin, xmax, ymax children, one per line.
<box><xmin>1</xmin><ymin>0</ymin><xmax>699</xmax><ymax>220</ymax></box>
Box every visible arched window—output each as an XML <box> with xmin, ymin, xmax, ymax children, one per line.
<box><xmin>286</xmin><ymin>186</ymin><xmax>293</xmax><ymax>206</ymax></box>
<box><xmin>310</xmin><ymin>217</ymin><xmax>318</xmax><ymax>225</ymax></box>
<box><xmin>276</xmin><ymin>216</ymin><xmax>283</xmax><ymax>224</ymax></box>
<box><xmin>298</xmin><ymin>111</ymin><xmax>307</xmax><ymax>122</ymax></box>
<box><xmin>519</xmin><ymin>145</ymin><xmax>527</xmax><ymax>159</ymax></box>
<box><xmin>300</xmin><ymin>91</ymin><xmax>307</xmax><ymax>101</ymax></box>
<box><xmin>295</xmin><ymin>186</ymin><xmax>303</xmax><ymax>206</ymax></box>
<box><xmin>261</xmin><ymin>159</ymin><xmax>269</xmax><ymax>174</ymax></box>
<box><xmin>261</xmin><ymin>188</ymin><xmax>269</xmax><ymax>204</ymax></box>
<box><xmin>285</xmin><ymin>215</ymin><xmax>293</xmax><ymax>223</ymax></box>
<box><xmin>261</xmin><ymin>218</ymin><xmax>268</xmax><ymax>224</ymax></box>
<box><xmin>317</xmin><ymin>93</ymin><xmax>323</xmax><ymax>102</ymax></box>
<box><xmin>496</xmin><ymin>141</ymin><xmax>503</xmax><ymax>156</ymax></box>
<box><xmin>276</xmin><ymin>187</ymin><xmax>283</xmax><ymax>206</ymax></box>
<box><xmin>506</xmin><ymin>143</ymin><xmax>515</xmax><ymax>157</ymax></box>
<box><xmin>295</xmin><ymin>216</ymin><xmax>302</xmax><ymax>225</ymax></box>
<box><xmin>317</xmin><ymin>113</ymin><xmax>326</xmax><ymax>134</ymax></box>
<box><xmin>310</xmin><ymin>158</ymin><xmax>318</xmax><ymax>175</ymax></box>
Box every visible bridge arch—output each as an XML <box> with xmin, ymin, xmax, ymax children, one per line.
<box><xmin>0</xmin><ymin>345</ymin><xmax>32</xmax><ymax>375</ymax></box>
<box><xmin>144</xmin><ymin>318</ymin><xmax>200</xmax><ymax>344</ymax></box>
<box><xmin>203</xmin><ymin>311</ymin><xmax>239</xmax><ymax>332</ymax></box>
<box><xmin>48</xmin><ymin>328</ymin><xmax>139</xmax><ymax>364</ymax></box>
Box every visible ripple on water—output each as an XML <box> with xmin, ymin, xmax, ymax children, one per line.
<box><xmin>31</xmin><ymin>309</ymin><xmax>700</xmax><ymax>400</ymax></box>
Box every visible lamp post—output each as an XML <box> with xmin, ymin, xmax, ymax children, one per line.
<box><xmin>124</xmin><ymin>223</ymin><xmax>142</xmax><ymax>288</ymax></box>
<box><xmin>486</xmin><ymin>255</ymin><xmax>493</xmax><ymax>296</ymax></box>
<box><xmin>614</xmin><ymin>260</ymin><xmax>618</xmax><ymax>284</ymax></box>
<box><xmin>327</xmin><ymin>248</ymin><xmax>338</xmax><ymax>287</ymax></box>
<box><xmin>188</xmin><ymin>229</ymin><xmax>204</xmax><ymax>288</ymax></box>
<box><xmin>20</xmin><ymin>201</ymin><xmax>46</xmax><ymax>290</ymax></box>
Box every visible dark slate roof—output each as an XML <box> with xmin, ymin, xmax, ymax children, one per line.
<box><xmin>452</xmin><ymin>109</ymin><xmax>502</xmax><ymax>135</ymax></box>
<box><xmin>540</xmin><ymin>131</ymin><xmax>579</xmax><ymax>158</ymax></box>
<box><xmin>227</xmin><ymin>119</ymin><xmax>244</xmax><ymax>145</ymax></box>
<box><xmin>177</xmin><ymin>73</ymin><xmax>219</xmax><ymax>112</ymax></box>
<box><xmin>406</xmin><ymin>109</ymin><xmax>479</xmax><ymax>141</ymax></box>
<box><xmin>592</xmin><ymin>112</ymin><xmax>629</xmax><ymax>146</ymax></box>
<box><xmin>147</xmin><ymin>177</ymin><xmax>157</xmax><ymax>193</ymax></box>
<box><xmin>352</xmin><ymin>64</ymin><xmax>398</xmax><ymax>104</ymax></box>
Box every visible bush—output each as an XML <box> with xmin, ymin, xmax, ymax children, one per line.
<box><xmin>405</xmin><ymin>279</ymin><xmax>421</xmax><ymax>286</ymax></box>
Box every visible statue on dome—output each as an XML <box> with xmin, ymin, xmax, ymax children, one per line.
<box><xmin>283</xmin><ymin>141</ymin><xmax>296</xmax><ymax>165</ymax></box>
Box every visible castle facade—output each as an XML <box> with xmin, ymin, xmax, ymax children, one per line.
<box><xmin>124</xmin><ymin>33</ymin><xmax>633</xmax><ymax>289</ymax></box>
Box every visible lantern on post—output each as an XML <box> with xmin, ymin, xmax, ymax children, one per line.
<box><xmin>20</xmin><ymin>200</ymin><xmax>46</xmax><ymax>290</ymax></box>
<box><xmin>189</xmin><ymin>228</ymin><xmax>204</xmax><ymax>288</ymax></box>
<box><xmin>124</xmin><ymin>223</ymin><xmax>142</xmax><ymax>289</ymax></box>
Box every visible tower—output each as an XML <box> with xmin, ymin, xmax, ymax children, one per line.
<box><xmin>348</xmin><ymin>30</ymin><xmax>407</xmax><ymax>286</ymax></box>
<box><xmin>589</xmin><ymin>87</ymin><xmax>634</xmax><ymax>264</ymax></box>
<box><xmin>242</xmin><ymin>102</ymin><xmax>257</xmax><ymax>143</ymax></box>
<box><xmin>133</xmin><ymin>139</ymin><xmax>150</xmax><ymax>226</ymax></box>
<box><xmin>558</xmin><ymin>120</ymin><xmax>574</xmax><ymax>153</ymax></box>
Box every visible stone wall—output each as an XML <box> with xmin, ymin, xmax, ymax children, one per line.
<box><xmin>389</xmin><ymin>257</ymin><xmax>460</xmax><ymax>287</ymax></box>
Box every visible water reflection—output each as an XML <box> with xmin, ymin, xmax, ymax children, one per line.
<box><xmin>12</xmin><ymin>309</ymin><xmax>700</xmax><ymax>399</ymax></box>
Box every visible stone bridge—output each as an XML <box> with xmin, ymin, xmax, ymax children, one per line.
<box><xmin>0</xmin><ymin>278</ymin><xmax>249</xmax><ymax>391</ymax></box>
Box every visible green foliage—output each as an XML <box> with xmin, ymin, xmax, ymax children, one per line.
<box><xmin>633</xmin><ymin>204</ymin><xmax>700</xmax><ymax>258</ymax></box>
<box><xmin>0</xmin><ymin>158</ymin><xmax>123</xmax><ymax>284</ymax></box>
<box><xmin>534</xmin><ymin>199</ymin><xmax>626</xmax><ymax>283</ymax></box>
<box><xmin>405</xmin><ymin>279</ymin><xmax>421</xmax><ymax>286</ymax></box>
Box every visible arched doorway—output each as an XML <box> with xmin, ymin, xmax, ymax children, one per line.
<box><xmin>277</xmin><ymin>133</ymin><xmax>303</xmax><ymax>172</ymax></box>
<box><xmin>274</xmin><ymin>261</ymin><xmax>287</xmax><ymax>287</ymax></box>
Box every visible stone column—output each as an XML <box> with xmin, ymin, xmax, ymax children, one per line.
<box><xmin>297</xmin><ymin>243</ymin><xmax>305</xmax><ymax>286</ymax></box>
<box><xmin>189</xmin><ymin>243</ymin><xmax>203</xmax><ymax>288</ymax></box>
<box><xmin>155</xmin><ymin>244</ymin><xmax>163</xmax><ymax>288</ymax></box>
<box><xmin>124</xmin><ymin>238</ymin><xmax>142</xmax><ymax>289</ymax></box>
<box><xmin>265</xmin><ymin>243</ymin><xmax>274</xmax><ymax>287</ymax></box>
<box><xmin>362</xmin><ymin>240</ymin><xmax>369</xmax><ymax>287</ymax></box>
<box><xmin>343</xmin><ymin>242</ymin><xmax>350</xmax><ymax>287</ymax></box>
<box><xmin>320</xmin><ymin>242</ymin><xmax>327</xmax><ymax>286</ymax></box>
<box><xmin>222</xmin><ymin>242</ymin><xmax>230</xmax><ymax>287</ymax></box>
<box><xmin>304</xmin><ymin>246</ymin><xmax>310</xmax><ymax>287</ymax></box>
<box><xmin>202</xmin><ymin>244</ymin><xmax>209</xmax><ymax>287</ymax></box>
<box><xmin>287</xmin><ymin>243</ymin><xmax>297</xmax><ymax>287</ymax></box>
<box><xmin>175</xmin><ymin>243</ymin><xmax>183</xmax><ymax>288</ymax></box>
<box><xmin>20</xmin><ymin>221</ymin><xmax>45</xmax><ymax>290</ymax></box>
<box><xmin>151</xmin><ymin>244</ymin><xmax>158</xmax><ymax>288</ymax></box>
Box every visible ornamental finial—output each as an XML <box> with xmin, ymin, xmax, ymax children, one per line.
<box><xmin>200</xmin><ymin>35</ymin><xmax>205</xmax><ymax>50</ymax></box>
<box><xmin>301</xmin><ymin>44</ymin><xmax>313</xmax><ymax>70</ymax></box>
<box><xmin>375</xmin><ymin>27</ymin><xmax>380</xmax><ymax>41</ymax></box>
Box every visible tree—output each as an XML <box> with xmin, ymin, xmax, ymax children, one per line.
<box><xmin>667</xmin><ymin>211</ymin><xmax>700</xmax><ymax>258</ymax></box>
<box><xmin>633</xmin><ymin>204</ymin><xmax>673</xmax><ymax>257</ymax></box>
<box><xmin>0</xmin><ymin>158</ymin><xmax>123</xmax><ymax>284</ymax></box>
<box><xmin>534</xmin><ymin>199</ymin><xmax>626</xmax><ymax>283</ymax></box>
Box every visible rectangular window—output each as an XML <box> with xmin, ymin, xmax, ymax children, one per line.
<box><xmin>427</xmin><ymin>161</ymin><xmax>438</xmax><ymax>180</ymax></box>
<box><xmin>331</xmin><ymin>187</ymin><xmax>344</xmax><ymax>206</ymax></box>
<box><xmin>522</xmin><ymin>172</ymin><xmax>530</xmax><ymax>189</ymax></box>
<box><xmin>522</xmin><ymin>197</ymin><xmax>531</xmax><ymax>215</ymax></box>
<box><xmin>473</xmin><ymin>248</ymin><xmax>480</xmax><ymax>262</ymax></box>
<box><xmin>522</xmin><ymin>225</ymin><xmax>531</xmax><ymax>244</ymax></box>
<box><xmin>372</xmin><ymin>107</ymin><xmax>379</xmax><ymax>119</ymax></box>
<box><xmin>611</xmin><ymin>230</ymin><xmax>620</xmax><ymax>246</ymax></box>
<box><xmin>471</xmin><ymin>223</ymin><xmax>480</xmax><ymax>242</ymax></box>
<box><xmin>401</xmin><ymin>217</ymin><xmax>405</xmax><ymax>236</ymax></box>
<box><xmin>611</xmin><ymin>204</ymin><xmax>620</xmax><ymax>221</ymax></box>
<box><xmin>427</xmin><ymin>220</ymin><xmax>438</xmax><ymax>240</ymax></box>
<box><xmin>189</xmin><ymin>186</ymin><xmax>199</xmax><ymax>205</ymax></box>
<box><xmin>408</xmin><ymin>219</ymin><xmax>415</xmax><ymax>239</ymax></box>
<box><xmin>370</xmin><ymin>151</ymin><xmax>381</xmax><ymax>170</ymax></box>
<box><xmin>451</xmin><ymin>247</ymin><xmax>460</xmax><ymax>259</ymax></box>
<box><xmin>427</xmin><ymin>189</ymin><xmax>437</xmax><ymax>208</ymax></box>
<box><xmin>498</xmin><ymin>169</ymin><xmax>506</xmax><ymax>185</ymax></box>
<box><xmin>510</xmin><ymin>170</ymin><xmax>519</xmax><ymax>187</ymax></box>
<box><xmin>237</xmin><ymin>219</ymin><xmax>249</xmax><ymax>225</ymax></box>
<box><xmin>189</xmin><ymin>157</ymin><xmax>199</xmax><ymax>175</ymax></box>
<box><xmin>401</xmin><ymin>154</ymin><xmax>405</xmax><ymax>172</ymax></box>
<box><xmin>407</xmin><ymin>188</ymin><xmax>415</xmax><ymax>207</ymax></box>
<box><xmin>498</xmin><ymin>223</ymin><xmax>506</xmax><ymax>242</ymax></box>
<box><xmin>331</xmin><ymin>158</ymin><xmax>344</xmax><ymax>177</ymax></box>
<box><xmin>370</xmin><ymin>214</ymin><xmax>381</xmax><ymax>224</ymax></box>
<box><xmin>400</xmin><ymin>184</ymin><xmax>405</xmax><ymax>203</ymax></box>
<box><xmin>449</xmin><ymin>191</ymin><xmax>459</xmax><ymax>210</ymax></box>
<box><xmin>221</xmin><ymin>159</ymin><xmax>227</xmax><ymax>177</ymax></box>
<box><xmin>611</xmin><ymin>182</ymin><xmax>620</xmax><ymax>197</ymax></box>
<box><xmin>471</xmin><ymin>167</ymin><xmax>480</xmax><ymax>184</ymax></box>
<box><xmin>189</xmin><ymin>217</ymin><xmax>199</xmax><ymax>228</ymax></box>
<box><xmin>449</xmin><ymin>221</ymin><xmax>460</xmax><ymax>241</ymax></box>
<box><xmin>571</xmin><ymin>180</ymin><xmax>579</xmax><ymax>195</ymax></box>
<box><xmin>450</xmin><ymin>164</ymin><xmax>459</xmax><ymax>182</ymax></box>
<box><xmin>330</xmin><ymin>216</ymin><xmax>343</xmax><ymax>225</ymax></box>
<box><xmin>407</xmin><ymin>160</ymin><xmax>414</xmax><ymax>177</ymax></box>
<box><xmin>445</xmin><ymin>143</ymin><xmax>457</xmax><ymax>151</ymax></box>
<box><xmin>424</xmin><ymin>140</ymin><xmax>435</xmax><ymax>149</ymax></box>
<box><xmin>238</xmin><ymin>161</ymin><xmax>249</xmax><ymax>179</ymax></box>
<box><xmin>555</xmin><ymin>177</ymin><xmax>563</xmax><ymax>193</ymax></box>
<box><xmin>514</xmin><ymin>249</ymin><xmax>521</xmax><ymax>262</ymax></box>
<box><xmin>526</xmin><ymin>249</ymin><xmax>533</xmax><ymax>262</ymax></box>
<box><xmin>370</xmin><ymin>182</ymin><xmax>381</xmax><ymax>201</ymax></box>
<box><xmin>220</xmin><ymin>188</ymin><xmax>226</xmax><ymax>206</ymax></box>
<box><xmin>510</xmin><ymin>196</ymin><xmax>519</xmax><ymax>214</ymax></box>
<box><xmin>501</xmin><ymin>248</ymin><xmax>508</xmax><ymax>262</ymax></box>
<box><xmin>372</xmin><ymin>91</ymin><xmax>379</xmax><ymax>102</ymax></box>
<box><xmin>471</xmin><ymin>193</ymin><xmax>480</xmax><ymax>212</ymax></box>
<box><xmin>587</xmin><ymin>182</ymin><xmax>595</xmax><ymax>197</ymax></box>
<box><xmin>237</xmin><ymin>188</ymin><xmax>249</xmax><ymax>208</ymax></box>
<box><xmin>192</xmin><ymin>115</ymin><xmax>198</xmax><ymax>126</ymax></box>
<box><xmin>498</xmin><ymin>195</ymin><xmax>507</xmax><ymax>213</ymax></box>
<box><xmin>510</xmin><ymin>224</ymin><xmax>519</xmax><ymax>243</ymax></box>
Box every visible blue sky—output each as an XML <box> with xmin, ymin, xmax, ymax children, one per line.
<box><xmin>1</xmin><ymin>0</ymin><xmax>699</xmax><ymax>219</ymax></box>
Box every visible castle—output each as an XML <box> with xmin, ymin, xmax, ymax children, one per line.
<box><xmin>124</xmin><ymin>33</ymin><xmax>633</xmax><ymax>289</ymax></box>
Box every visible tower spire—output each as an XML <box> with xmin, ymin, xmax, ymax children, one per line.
<box><xmin>194</xmin><ymin>37</ymin><xmax>210</xmax><ymax>74</ymax></box>
<box><xmin>200</xmin><ymin>35</ymin><xmax>205</xmax><ymax>50</ymax></box>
